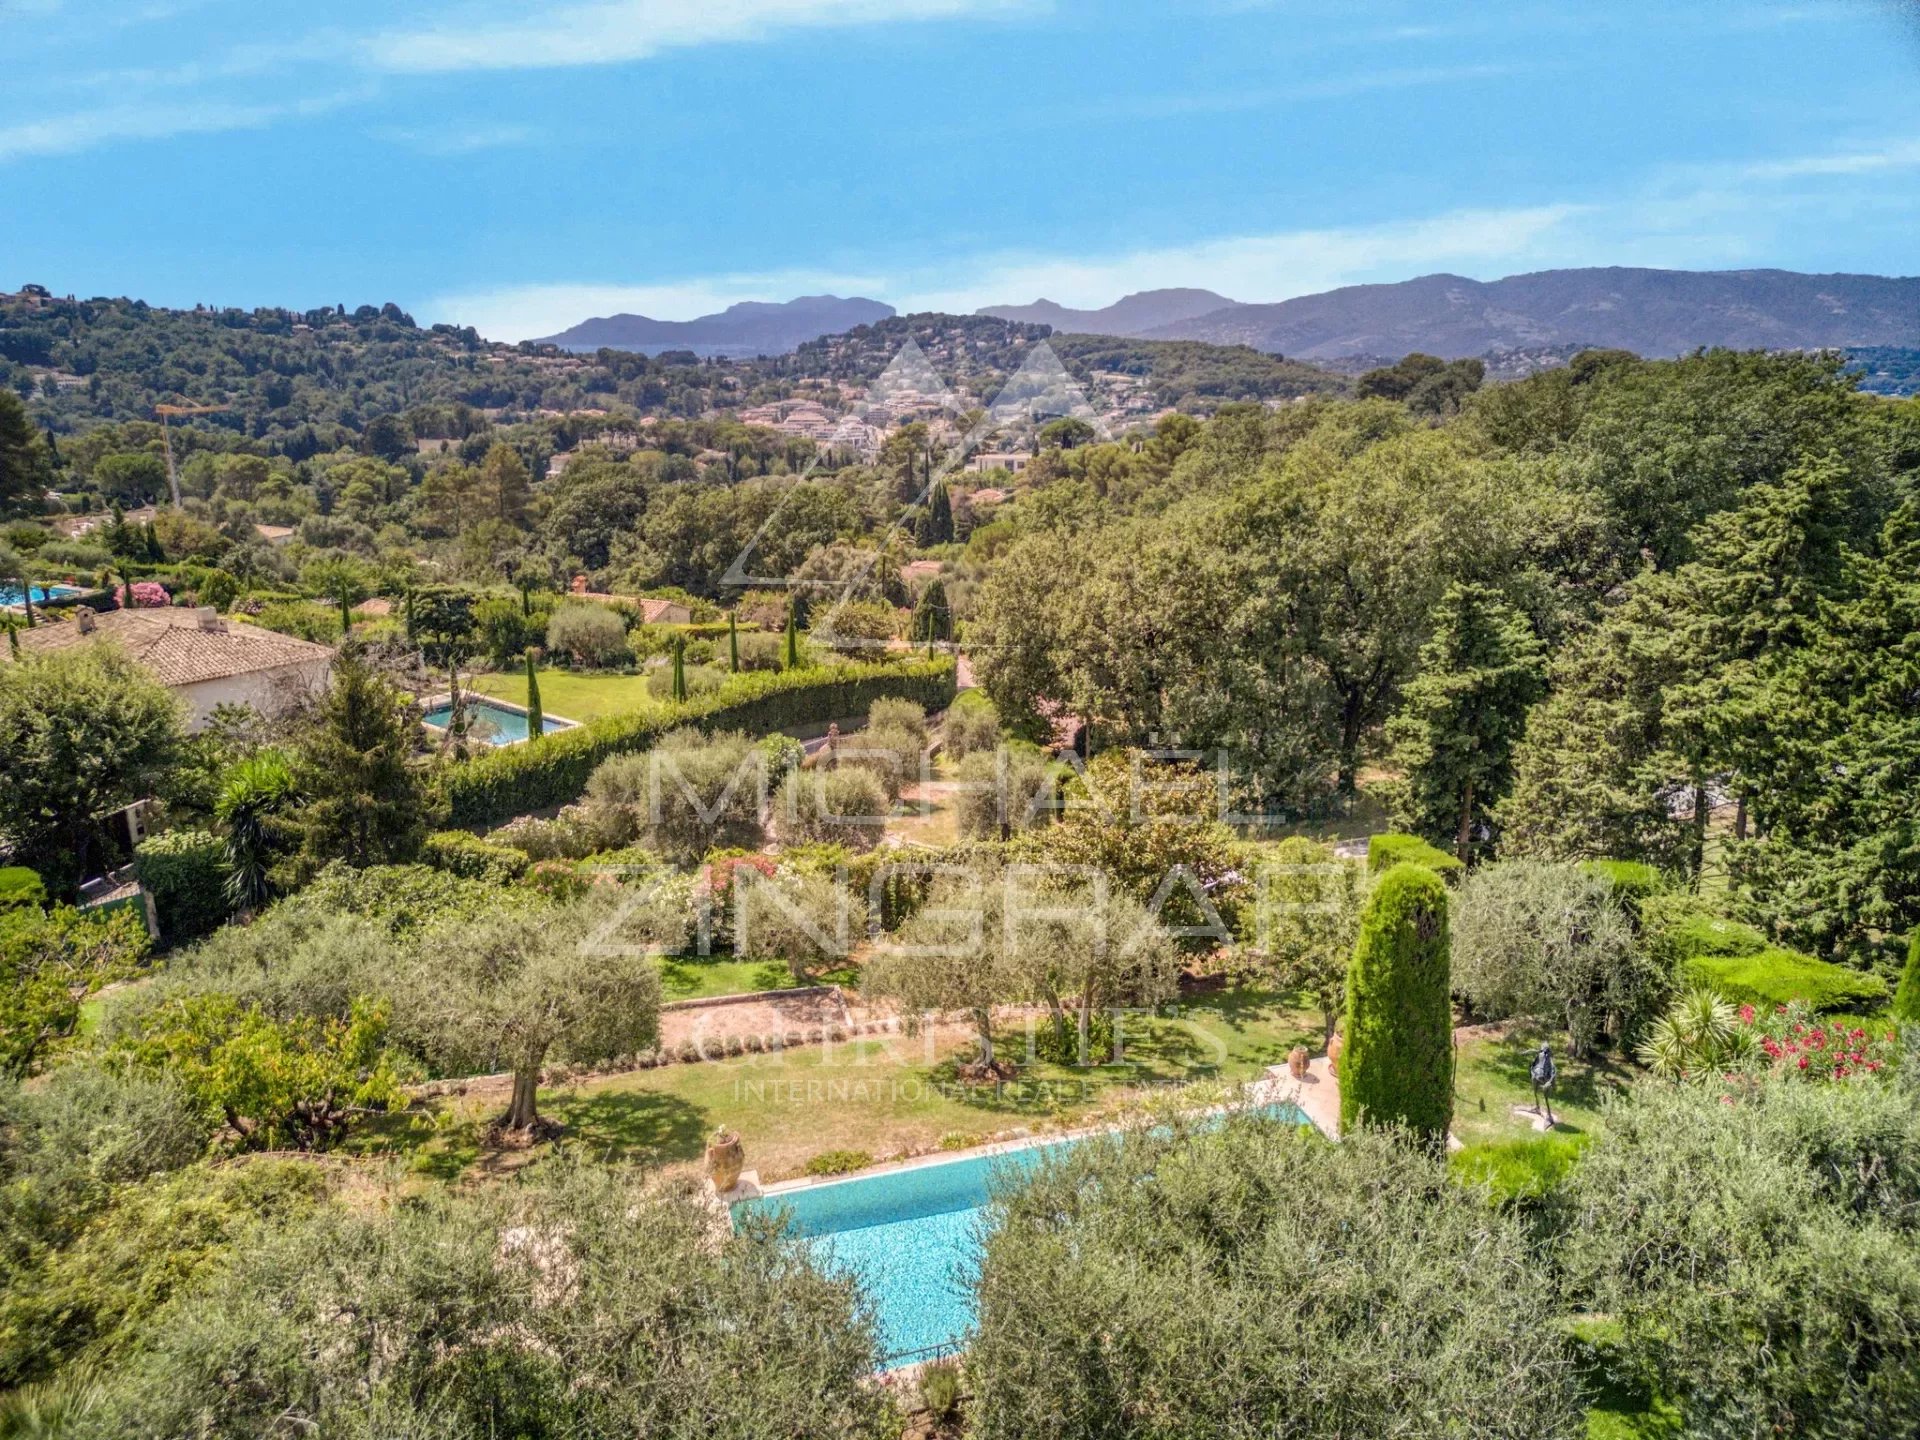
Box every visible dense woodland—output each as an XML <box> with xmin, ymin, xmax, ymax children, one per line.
<box><xmin>1</xmin><ymin>291</ymin><xmax>1918</xmax><ymax>1437</ymax></box>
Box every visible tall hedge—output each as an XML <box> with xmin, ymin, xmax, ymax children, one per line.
<box><xmin>438</xmin><ymin>657</ymin><xmax>956</xmax><ymax>830</ymax></box>
<box><xmin>1889</xmin><ymin>931</ymin><xmax>1919</xmax><ymax>1023</ymax></box>
<box><xmin>1366</xmin><ymin>832</ymin><xmax>1464</xmax><ymax>881</ymax></box>
<box><xmin>1339</xmin><ymin>863</ymin><xmax>1453</xmax><ymax>1148</ymax></box>
<box><xmin>133</xmin><ymin>829</ymin><xmax>230</xmax><ymax>944</ymax></box>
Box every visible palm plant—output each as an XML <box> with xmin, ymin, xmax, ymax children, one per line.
<box><xmin>215</xmin><ymin>750</ymin><xmax>297</xmax><ymax>913</ymax></box>
<box><xmin>1636</xmin><ymin>989</ymin><xmax>1756</xmax><ymax>1080</ymax></box>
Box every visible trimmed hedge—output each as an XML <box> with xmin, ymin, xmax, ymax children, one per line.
<box><xmin>1896</xmin><ymin>931</ymin><xmax>1920</xmax><ymax>1024</ymax></box>
<box><xmin>1340</xmin><ymin>863</ymin><xmax>1453</xmax><ymax>1147</ymax></box>
<box><xmin>1580</xmin><ymin>859</ymin><xmax>1666</xmax><ymax>911</ymax></box>
<box><xmin>1366</xmin><ymin>832</ymin><xmax>1465</xmax><ymax>881</ymax></box>
<box><xmin>1687</xmin><ymin>949</ymin><xmax>1889</xmax><ymax>1014</ymax></box>
<box><xmin>422</xmin><ymin>830</ymin><xmax>531</xmax><ymax>884</ymax></box>
<box><xmin>133</xmin><ymin>829</ymin><xmax>230</xmax><ymax>943</ymax></box>
<box><xmin>0</xmin><ymin>866</ymin><xmax>46</xmax><ymax>910</ymax></box>
<box><xmin>438</xmin><ymin>657</ymin><xmax>957</xmax><ymax>830</ymax></box>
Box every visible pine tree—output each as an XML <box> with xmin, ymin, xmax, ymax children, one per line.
<box><xmin>524</xmin><ymin>648</ymin><xmax>544</xmax><ymax>741</ymax></box>
<box><xmin>290</xmin><ymin>646</ymin><xmax>438</xmax><ymax>873</ymax></box>
<box><xmin>1385</xmin><ymin>583</ymin><xmax>1543</xmax><ymax>863</ymax></box>
<box><xmin>1339</xmin><ymin>863</ymin><xmax>1453</xmax><ymax>1150</ymax></box>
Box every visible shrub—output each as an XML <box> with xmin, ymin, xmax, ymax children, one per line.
<box><xmin>646</xmin><ymin>661</ymin><xmax>725</xmax><ymax>700</ymax></box>
<box><xmin>809</xmin><ymin>599</ymin><xmax>897</xmax><ymax>647</ymax></box>
<box><xmin>732</xmin><ymin>867</ymin><xmax>865</xmax><ymax>981</ymax></box>
<box><xmin>944</xmin><ymin>691</ymin><xmax>999</xmax><ymax>758</ymax></box>
<box><xmin>804</xmin><ymin>1149</ymin><xmax>874</xmax><ymax>1176</ymax></box>
<box><xmin>473</xmin><ymin>594</ymin><xmax>546</xmax><ymax>666</ymax></box>
<box><xmin>734</xmin><ymin>630</ymin><xmax>784</xmax><ymax>671</ymax></box>
<box><xmin>776</xmin><ymin>766</ymin><xmax>890</xmax><ymax>851</ymax></box>
<box><xmin>968</xmin><ymin>1120</ymin><xmax>1579</xmax><ymax>1440</ymax></box>
<box><xmin>841</xmin><ymin>722</ymin><xmax>922</xmax><ymax>802</ymax></box>
<box><xmin>1641</xmin><ymin>893</ymin><xmax>1768</xmax><ymax>966</ymax></box>
<box><xmin>584</xmin><ymin>729</ymin><xmax>766</xmax><ymax>866</ymax></box>
<box><xmin>1033</xmin><ymin>1009</ymin><xmax>1114</xmax><ymax>1065</ymax></box>
<box><xmin>920</xmin><ymin>1360</ymin><xmax>962</xmax><ymax>1422</ymax></box>
<box><xmin>421</xmin><ymin>830</ymin><xmax>530</xmax><ymax>884</ymax></box>
<box><xmin>867</xmin><ymin>696</ymin><xmax>927</xmax><ymax>745</ymax></box>
<box><xmin>1579</xmin><ymin>858</ymin><xmax>1666</xmax><ymax>912</ymax></box>
<box><xmin>953</xmin><ymin>746</ymin><xmax>1056</xmax><ymax>840</ymax></box>
<box><xmin>287</xmin><ymin>862</ymin><xmax>543</xmax><ymax>938</ymax></box>
<box><xmin>1894</xmin><ymin>930</ymin><xmax>1919</xmax><ymax>1023</ymax></box>
<box><xmin>1556</xmin><ymin>1076</ymin><xmax>1920</xmax><ymax>1438</ymax></box>
<box><xmin>528</xmin><ymin>859</ymin><xmax>590</xmax><ymax>903</ymax></box>
<box><xmin>758</xmin><ymin>732</ymin><xmax>805</xmax><ymax>786</ymax></box>
<box><xmin>1686</xmin><ymin>948</ymin><xmax>1888</xmax><ymax>1013</ymax></box>
<box><xmin>0</xmin><ymin>867</ymin><xmax>46</xmax><ymax>911</ymax></box>
<box><xmin>546</xmin><ymin>603</ymin><xmax>630</xmax><ymax>668</ymax></box>
<box><xmin>487</xmin><ymin>808</ymin><xmax>603</xmax><ymax>861</ymax></box>
<box><xmin>438</xmin><ymin>657</ymin><xmax>957</xmax><ymax>830</ymax></box>
<box><xmin>1365</xmin><ymin>832</ymin><xmax>1464</xmax><ymax>880</ymax></box>
<box><xmin>1339</xmin><ymin>863</ymin><xmax>1452</xmax><ymax>1146</ymax></box>
<box><xmin>1451</xmin><ymin>860</ymin><xmax>1657</xmax><ymax>1053</ymax></box>
<box><xmin>133</xmin><ymin>829</ymin><xmax>230</xmax><ymax>943</ymax></box>
<box><xmin>248</xmin><ymin>601</ymin><xmax>343</xmax><ymax>645</ymax></box>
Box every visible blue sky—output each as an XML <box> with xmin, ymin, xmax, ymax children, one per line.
<box><xmin>4</xmin><ymin>0</ymin><xmax>1920</xmax><ymax>339</ymax></box>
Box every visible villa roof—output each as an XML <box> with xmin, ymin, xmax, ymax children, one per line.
<box><xmin>3</xmin><ymin>606</ymin><xmax>336</xmax><ymax>687</ymax></box>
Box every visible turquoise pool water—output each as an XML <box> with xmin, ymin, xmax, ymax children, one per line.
<box><xmin>735</xmin><ymin>1101</ymin><xmax>1308</xmax><ymax>1364</ymax></box>
<box><xmin>420</xmin><ymin>697</ymin><xmax>568</xmax><ymax>746</ymax></box>
<box><xmin>0</xmin><ymin>583</ymin><xmax>80</xmax><ymax>607</ymax></box>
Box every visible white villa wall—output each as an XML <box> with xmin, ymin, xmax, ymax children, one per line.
<box><xmin>176</xmin><ymin>659</ymin><xmax>331</xmax><ymax>729</ymax></box>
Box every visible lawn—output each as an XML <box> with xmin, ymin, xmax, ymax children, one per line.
<box><xmin>1449</xmin><ymin>1021</ymin><xmax>1639</xmax><ymax>1150</ymax></box>
<box><xmin>658</xmin><ymin>953</ymin><xmax>857</xmax><ymax>1001</ymax></box>
<box><xmin>357</xmin><ymin>985</ymin><xmax>1319</xmax><ymax>1184</ymax></box>
<box><xmin>468</xmin><ymin>667</ymin><xmax>662</xmax><ymax>723</ymax></box>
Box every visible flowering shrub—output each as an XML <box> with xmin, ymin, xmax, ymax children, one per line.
<box><xmin>1749</xmin><ymin>1001</ymin><xmax>1897</xmax><ymax>1081</ymax></box>
<box><xmin>115</xmin><ymin>581</ymin><xmax>170</xmax><ymax>608</ymax></box>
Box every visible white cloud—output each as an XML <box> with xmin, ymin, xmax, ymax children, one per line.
<box><xmin>0</xmin><ymin>88</ymin><xmax>364</xmax><ymax>162</ymax></box>
<box><xmin>375</xmin><ymin>122</ymin><xmax>538</xmax><ymax>156</ymax></box>
<box><xmin>367</xmin><ymin>0</ymin><xmax>1028</xmax><ymax>74</ymax></box>
<box><xmin>894</xmin><ymin>204</ymin><xmax>1588</xmax><ymax>313</ymax></box>
<box><xmin>1734</xmin><ymin>137</ymin><xmax>1920</xmax><ymax>182</ymax></box>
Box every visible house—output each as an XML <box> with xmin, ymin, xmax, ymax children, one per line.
<box><xmin>967</xmin><ymin>452</ymin><xmax>1029</xmax><ymax>474</ymax></box>
<box><xmin>52</xmin><ymin>504</ymin><xmax>156</xmax><ymax>539</ymax></box>
<box><xmin>253</xmin><ymin>523</ymin><xmax>296</xmax><ymax>546</ymax></box>
<box><xmin>637</xmin><ymin>597</ymin><xmax>692</xmax><ymax>625</ymax></box>
<box><xmin>3</xmin><ymin>606</ymin><xmax>335</xmax><ymax>728</ymax></box>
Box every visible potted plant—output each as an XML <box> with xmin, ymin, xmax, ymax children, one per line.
<box><xmin>706</xmin><ymin>1125</ymin><xmax>745</xmax><ymax>1192</ymax></box>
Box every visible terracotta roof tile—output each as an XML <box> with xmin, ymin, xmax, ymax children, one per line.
<box><xmin>3</xmin><ymin>607</ymin><xmax>336</xmax><ymax>687</ymax></box>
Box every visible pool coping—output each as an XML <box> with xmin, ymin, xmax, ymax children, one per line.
<box><xmin>417</xmin><ymin>690</ymin><xmax>582</xmax><ymax>743</ymax></box>
<box><xmin>723</xmin><ymin>1067</ymin><xmax>1329</xmax><ymax>1213</ymax></box>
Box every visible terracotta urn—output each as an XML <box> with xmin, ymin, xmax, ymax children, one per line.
<box><xmin>1326</xmin><ymin>1032</ymin><xmax>1344</xmax><ymax>1074</ymax></box>
<box><xmin>1287</xmin><ymin>1045</ymin><xmax>1309</xmax><ymax>1080</ymax></box>
<box><xmin>706</xmin><ymin>1127</ymin><xmax>744</xmax><ymax>1193</ymax></box>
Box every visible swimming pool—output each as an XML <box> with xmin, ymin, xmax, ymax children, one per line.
<box><xmin>0</xmin><ymin>583</ymin><xmax>80</xmax><ymax>608</ymax></box>
<box><xmin>420</xmin><ymin>696</ymin><xmax>574</xmax><ymax>746</ymax></box>
<box><xmin>734</xmin><ymin>1100</ymin><xmax>1309</xmax><ymax>1364</ymax></box>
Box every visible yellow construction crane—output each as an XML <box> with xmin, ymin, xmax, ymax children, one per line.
<box><xmin>153</xmin><ymin>403</ymin><xmax>227</xmax><ymax>506</ymax></box>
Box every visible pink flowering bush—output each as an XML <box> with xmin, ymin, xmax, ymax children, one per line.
<box><xmin>1748</xmin><ymin>1001</ymin><xmax>1897</xmax><ymax>1082</ymax></box>
<box><xmin>114</xmin><ymin>581</ymin><xmax>170</xmax><ymax>608</ymax></box>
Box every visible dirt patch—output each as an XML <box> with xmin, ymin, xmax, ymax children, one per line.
<box><xmin>658</xmin><ymin>987</ymin><xmax>856</xmax><ymax>1052</ymax></box>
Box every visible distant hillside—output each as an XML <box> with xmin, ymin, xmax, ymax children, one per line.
<box><xmin>1125</xmin><ymin>268</ymin><xmax>1920</xmax><ymax>361</ymax></box>
<box><xmin>979</xmin><ymin>289</ymin><xmax>1237</xmax><ymax>338</ymax></box>
<box><xmin>536</xmin><ymin>295</ymin><xmax>895</xmax><ymax>357</ymax></box>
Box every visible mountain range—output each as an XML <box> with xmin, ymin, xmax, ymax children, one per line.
<box><xmin>536</xmin><ymin>295</ymin><xmax>894</xmax><ymax>357</ymax></box>
<box><xmin>534</xmin><ymin>268</ymin><xmax>1920</xmax><ymax>368</ymax></box>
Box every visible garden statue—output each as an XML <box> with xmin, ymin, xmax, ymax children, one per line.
<box><xmin>824</xmin><ymin>721</ymin><xmax>840</xmax><ymax>767</ymax></box>
<box><xmin>1530</xmin><ymin>1042</ymin><xmax>1557</xmax><ymax>1126</ymax></box>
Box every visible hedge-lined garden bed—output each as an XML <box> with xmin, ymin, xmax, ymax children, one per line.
<box><xmin>438</xmin><ymin>657</ymin><xmax>957</xmax><ymax>830</ymax></box>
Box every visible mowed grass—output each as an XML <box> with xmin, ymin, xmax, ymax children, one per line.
<box><xmin>359</xmin><ymin>986</ymin><xmax>1319</xmax><ymax>1184</ymax></box>
<box><xmin>468</xmin><ymin>668</ymin><xmax>662</xmax><ymax>723</ymax></box>
<box><xmin>1449</xmin><ymin>1021</ymin><xmax>1638</xmax><ymax>1150</ymax></box>
<box><xmin>658</xmin><ymin>954</ymin><xmax>857</xmax><ymax>1001</ymax></box>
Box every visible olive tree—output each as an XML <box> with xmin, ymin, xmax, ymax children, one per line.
<box><xmin>969</xmin><ymin>1117</ymin><xmax>1582</xmax><ymax>1440</ymax></box>
<box><xmin>87</xmin><ymin>1165</ymin><xmax>896</xmax><ymax>1439</ymax></box>
<box><xmin>397</xmin><ymin>903</ymin><xmax>663</xmax><ymax>1133</ymax></box>
<box><xmin>584</xmin><ymin>728</ymin><xmax>765</xmax><ymax>864</ymax></box>
<box><xmin>1249</xmin><ymin>837</ymin><xmax>1368</xmax><ymax>1045</ymax></box>
<box><xmin>1451</xmin><ymin>859</ymin><xmax>1655</xmax><ymax>1055</ymax></box>
<box><xmin>1556</xmin><ymin>1076</ymin><xmax>1920</xmax><ymax>1438</ymax></box>
<box><xmin>732</xmin><ymin>866</ymin><xmax>867</xmax><ymax>983</ymax></box>
<box><xmin>862</xmin><ymin>872</ymin><xmax>1033</xmax><ymax>1070</ymax></box>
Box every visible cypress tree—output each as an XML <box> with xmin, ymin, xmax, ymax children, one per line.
<box><xmin>671</xmin><ymin>633</ymin><xmax>687</xmax><ymax>702</ymax></box>
<box><xmin>524</xmin><ymin>648</ymin><xmax>544</xmax><ymax>741</ymax></box>
<box><xmin>728</xmin><ymin>610</ymin><xmax>740</xmax><ymax>673</ymax></box>
<box><xmin>1895</xmin><ymin>931</ymin><xmax>1920</xmax><ymax>1024</ymax></box>
<box><xmin>784</xmin><ymin>602</ymin><xmax>800</xmax><ymax>670</ymax></box>
<box><xmin>121</xmin><ymin>575</ymin><xmax>134</xmax><ymax>610</ymax></box>
<box><xmin>1339</xmin><ymin>863</ymin><xmax>1454</xmax><ymax>1149</ymax></box>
